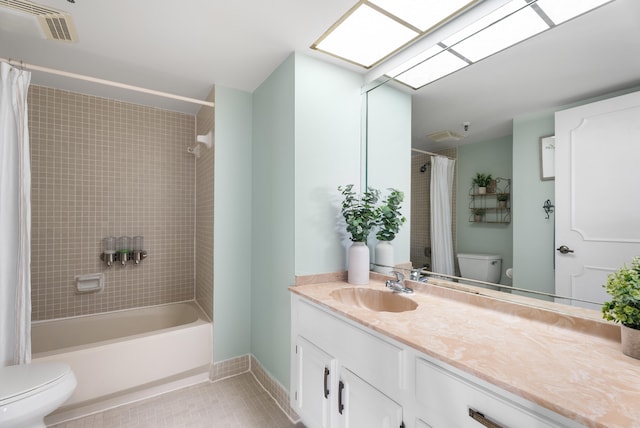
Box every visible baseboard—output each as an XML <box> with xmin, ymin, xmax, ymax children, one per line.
<box><xmin>45</xmin><ymin>364</ymin><xmax>211</xmax><ymax>426</ymax></box>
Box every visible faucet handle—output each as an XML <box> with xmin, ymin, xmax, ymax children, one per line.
<box><xmin>390</xmin><ymin>270</ymin><xmax>404</xmax><ymax>283</ymax></box>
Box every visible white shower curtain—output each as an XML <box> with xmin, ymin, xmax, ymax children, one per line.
<box><xmin>430</xmin><ymin>155</ymin><xmax>456</xmax><ymax>276</ymax></box>
<box><xmin>0</xmin><ymin>61</ymin><xmax>32</xmax><ymax>366</ymax></box>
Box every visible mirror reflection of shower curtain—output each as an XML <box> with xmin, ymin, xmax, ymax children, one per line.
<box><xmin>0</xmin><ymin>62</ymin><xmax>32</xmax><ymax>366</ymax></box>
<box><xmin>430</xmin><ymin>156</ymin><xmax>456</xmax><ymax>275</ymax></box>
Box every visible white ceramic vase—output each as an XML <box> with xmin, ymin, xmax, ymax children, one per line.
<box><xmin>374</xmin><ymin>241</ymin><xmax>394</xmax><ymax>274</ymax></box>
<box><xmin>621</xmin><ymin>324</ymin><xmax>640</xmax><ymax>359</ymax></box>
<box><xmin>348</xmin><ymin>242</ymin><xmax>370</xmax><ymax>285</ymax></box>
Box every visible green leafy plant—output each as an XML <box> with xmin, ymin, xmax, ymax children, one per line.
<box><xmin>602</xmin><ymin>256</ymin><xmax>640</xmax><ymax>330</ymax></box>
<box><xmin>338</xmin><ymin>184</ymin><xmax>380</xmax><ymax>242</ymax></box>
<box><xmin>472</xmin><ymin>208</ymin><xmax>486</xmax><ymax>216</ymax></box>
<box><xmin>472</xmin><ymin>173</ymin><xmax>492</xmax><ymax>188</ymax></box>
<box><xmin>376</xmin><ymin>189</ymin><xmax>406</xmax><ymax>242</ymax></box>
<box><xmin>496</xmin><ymin>193</ymin><xmax>509</xmax><ymax>202</ymax></box>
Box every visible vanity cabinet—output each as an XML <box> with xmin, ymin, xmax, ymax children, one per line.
<box><xmin>291</xmin><ymin>295</ymin><xmax>405</xmax><ymax>428</ymax></box>
<box><xmin>291</xmin><ymin>291</ymin><xmax>585</xmax><ymax>428</ymax></box>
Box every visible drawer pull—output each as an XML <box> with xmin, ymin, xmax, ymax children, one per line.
<box><xmin>468</xmin><ymin>408</ymin><xmax>504</xmax><ymax>428</ymax></box>
<box><xmin>338</xmin><ymin>380</ymin><xmax>345</xmax><ymax>414</ymax></box>
<box><xmin>323</xmin><ymin>367</ymin><xmax>330</xmax><ymax>399</ymax></box>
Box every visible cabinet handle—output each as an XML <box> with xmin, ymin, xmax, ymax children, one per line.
<box><xmin>323</xmin><ymin>367</ymin><xmax>330</xmax><ymax>399</ymax></box>
<box><xmin>468</xmin><ymin>408</ymin><xmax>504</xmax><ymax>428</ymax></box>
<box><xmin>338</xmin><ymin>380</ymin><xmax>345</xmax><ymax>415</ymax></box>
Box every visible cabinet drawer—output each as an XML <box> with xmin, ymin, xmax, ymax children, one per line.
<box><xmin>296</xmin><ymin>299</ymin><xmax>405</xmax><ymax>397</ymax></box>
<box><xmin>415</xmin><ymin>357</ymin><xmax>565</xmax><ymax>428</ymax></box>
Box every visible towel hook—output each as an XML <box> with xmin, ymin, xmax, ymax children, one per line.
<box><xmin>542</xmin><ymin>199</ymin><xmax>554</xmax><ymax>219</ymax></box>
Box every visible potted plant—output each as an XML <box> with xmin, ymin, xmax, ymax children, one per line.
<box><xmin>472</xmin><ymin>173</ymin><xmax>492</xmax><ymax>194</ymax></box>
<box><xmin>338</xmin><ymin>184</ymin><xmax>380</xmax><ymax>285</ymax></box>
<box><xmin>471</xmin><ymin>172</ymin><xmax>491</xmax><ymax>195</ymax></box>
<box><xmin>602</xmin><ymin>256</ymin><xmax>640</xmax><ymax>359</ymax></box>
<box><xmin>374</xmin><ymin>189</ymin><xmax>406</xmax><ymax>274</ymax></box>
<box><xmin>472</xmin><ymin>208</ymin><xmax>485</xmax><ymax>222</ymax></box>
<box><xmin>497</xmin><ymin>193</ymin><xmax>509</xmax><ymax>209</ymax></box>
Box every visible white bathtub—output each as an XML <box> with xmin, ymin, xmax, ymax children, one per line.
<box><xmin>32</xmin><ymin>301</ymin><xmax>212</xmax><ymax>408</ymax></box>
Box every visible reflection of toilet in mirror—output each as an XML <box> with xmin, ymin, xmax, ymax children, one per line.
<box><xmin>457</xmin><ymin>253</ymin><xmax>509</xmax><ymax>292</ymax></box>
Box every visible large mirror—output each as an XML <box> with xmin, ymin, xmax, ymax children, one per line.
<box><xmin>365</xmin><ymin>0</ymin><xmax>640</xmax><ymax>312</ymax></box>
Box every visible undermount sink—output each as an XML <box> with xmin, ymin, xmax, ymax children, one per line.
<box><xmin>330</xmin><ymin>288</ymin><xmax>418</xmax><ymax>313</ymax></box>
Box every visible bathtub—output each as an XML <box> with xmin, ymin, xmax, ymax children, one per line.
<box><xmin>32</xmin><ymin>301</ymin><xmax>212</xmax><ymax>408</ymax></box>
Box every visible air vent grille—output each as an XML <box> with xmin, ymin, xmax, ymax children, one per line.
<box><xmin>0</xmin><ymin>0</ymin><xmax>77</xmax><ymax>42</ymax></box>
<box><xmin>428</xmin><ymin>130</ymin><xmax>464</xmax><ymax>143</ymax></box>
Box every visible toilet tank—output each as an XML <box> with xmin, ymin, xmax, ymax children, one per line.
<box><xmin>456</xmin><ymin>253</ymin><xmax>502</xmax><ymax>283</ymax></box>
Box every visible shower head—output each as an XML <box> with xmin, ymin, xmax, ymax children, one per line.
<box><xmin>420</xmin><ymin>163</ymin><xmax>428</xmax><ymax>173</ymax></box>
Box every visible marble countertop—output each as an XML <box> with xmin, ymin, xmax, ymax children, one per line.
<box><xmin>290</xmin><ymin>278</ymin><xmax>640</xmax><ymax>428</ymax></box>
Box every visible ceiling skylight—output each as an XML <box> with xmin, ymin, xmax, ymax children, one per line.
<box><xmin>389</xmin><ymin>0</ymin><xmax>613</xmax><ymax>89</ymax></box>
<box><xmin>312</xmin><ymin>0</ymin><xmax>477</xmax><ymax>68</ymax></box>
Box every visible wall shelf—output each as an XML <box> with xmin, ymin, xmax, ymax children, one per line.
<box><xmin>469</xmin><ymin>177</ymin><xmax>511</xmax><ymax>224</ymax></box>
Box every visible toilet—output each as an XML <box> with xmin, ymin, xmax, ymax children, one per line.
<box><xmin>457</xmin><ymin>253</ymin><xmax>503</xmax><ymax>291</ymax></box>
<box><xmin>0</xmin><ymin>362</ymin><xmax>77</xmax><ymax>428</ymax></box>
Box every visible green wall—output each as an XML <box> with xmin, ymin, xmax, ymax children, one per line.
<box><xmin>456</xmin><ymin>136</ymin><xmax>513</xmax><ymax>285</ymax></box>
<box><xmin>249</xmin><ymin>53</ymin><xmax>365</xmax><ymax>388</ymax></box>
<box><xmin>251</xmin><ymin>54</ymin><xmax>296</xmax><ymax>387</ymax></box>
<box><xmin>213</xmin><ymin>86</ymin><xmax>253</xmax><ymax>361</ymax></box>
<box><xmin>294</xmin><ymin>54</ymin><xmax>364</xmax><ymax>275</ymax></box>
<box><xmin>366</xmin><ymin>84</ymin><xmax>412</xmax><ymax>265</ymax></box>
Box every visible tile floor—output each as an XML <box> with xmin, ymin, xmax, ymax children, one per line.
<box><xmin>52</xmin><ymin>373</ymin><xmax>305</xmax><ymax>428</ymax></box>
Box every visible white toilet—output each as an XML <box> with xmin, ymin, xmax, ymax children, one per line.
<box><xmin>457</xmin><ymin>253</ymin><xmax>503</xmax><ymax>291</ymax></box>
<box><xmin>0</xmin><ymin>362</ymin><xmax>77</xmax><ymax>428</ymax></box>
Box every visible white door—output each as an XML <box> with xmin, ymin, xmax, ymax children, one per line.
<box><xmin>555</xmin><ymin>90</ymin><xmax>640</xmax><ymax>309</ymax></box>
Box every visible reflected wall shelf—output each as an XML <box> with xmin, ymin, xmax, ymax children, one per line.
<box><xmin>469</xmin><ymin>177</ymin><xmax>511</xmax><ymax>224</ymax></box>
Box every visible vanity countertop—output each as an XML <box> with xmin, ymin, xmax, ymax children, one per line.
<box><xmin>290</xmin><ymin>278</ymin><xmax>640</xmax><ymax>428</ymax></box>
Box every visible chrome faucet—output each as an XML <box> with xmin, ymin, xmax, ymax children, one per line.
<box><xmin>410</xmin><ymin>268</ymin><xmax>429</xmax><ymax>283</ymax></box>
<box><xmin>385</xmin><ymin>271</ymin><xmax>414</xmax><ymax>294</ymax></box>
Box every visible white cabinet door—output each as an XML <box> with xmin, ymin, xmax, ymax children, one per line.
<box><xmin>295</xmin><ymin>336</ymin><xmax>336</xmax><ymax>428</ymax></box>
<box><xmin>338</xmin><ymin>367</ymin><xmax>403</xmax><ymax>428</ymax></box>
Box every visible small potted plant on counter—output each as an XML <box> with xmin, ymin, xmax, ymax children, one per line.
<box><xmin>374</xmin><ymin>189</ymin><xmax>406</xmax><ymax>274</ymax></box>
<box><xmin>602</xmin><ymin>256</ymin><xmax>640</xmax><ymax>359</ymax></box>
<box><xmin>472</xmin><ymin>173</ymin><xmax>492</xmax><ymax>194</ymax></box>
<box><xmin>338</xmin><ymin>184</ymin><xmax>380</xmax><ymax>285</ymax></box>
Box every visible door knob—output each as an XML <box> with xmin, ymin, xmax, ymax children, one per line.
<box><xmin>556</xmin><ymin>245</ymin><xmax>574</xmax><ymax>254</ymax></box>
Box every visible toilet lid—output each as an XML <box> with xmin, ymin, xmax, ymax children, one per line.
<box><xmin>0</xmin><ymin>362</ymin><xmax>71</xmax><ymax>402</ymax></box>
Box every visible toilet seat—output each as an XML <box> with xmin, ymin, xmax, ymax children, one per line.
<box><xmin>0</xmin><ymin>362</ymin><xmax>72</xmax><ymax>405</ymax></box>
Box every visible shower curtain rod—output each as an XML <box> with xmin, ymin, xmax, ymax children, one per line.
<box><xmin>411</xmin><ymin>147</ymin><xmax>455</xmax><ymax>160</ymax></box>
<box><xmin>0</xmin><ymin>57</ymin><xmax>214</xmax><ymax>108</ymax></box>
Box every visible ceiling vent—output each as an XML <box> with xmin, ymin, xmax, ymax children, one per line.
<box><xmin>0</xmin><ymin>0</ymin><xmax>78</xmax><ymax>42</ymax></box>
<box><xmin>428</xmin><ymin>130</ymin><xmax>464</xmax><ymax>143</ymax></box>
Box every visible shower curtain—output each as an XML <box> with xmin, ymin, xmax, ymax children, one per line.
<box><xmin>430</xmin><ymin>155</ymin><xmax>456</xmax><ymax>276</ymax></box>
<box><xmin>0</xmin><ymin>62</ymin><xmax>32</xmax><ymax>366</ymax></box>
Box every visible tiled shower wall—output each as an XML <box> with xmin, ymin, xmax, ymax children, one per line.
<box><xmin>29</xmin><ymin>85</ymin><xmax>196</xmax><ymax>321</ymax></box>
<box><xmin>410</xmin><ymin>148</ymin><xmax>458</xmax><ymax>271</ymax></box>
<box><xmin>195</xmin><ymin>88</ymin><xmax>214</xmax><ymax>320</ymax></box>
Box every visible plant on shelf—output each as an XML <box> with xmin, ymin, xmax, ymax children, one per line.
<box><xmin>338</xmin><ymin>184</ymin><xmax>380</xmax><ymax>242</ymax></box>
<box><xmin>472</xmin><ymin>208</ymin><xmax>486</xmax><ymax>222</ymax></box>
<box><xmin>472</xmin><ymin>173</ymin><xmax>492</xmax><ymax>194</ymax></box>
<box><xmin>497</xmin><ymin>192</ymin><xmax>509</xmax><ymax>208</ymax></box>
<box><xmin>602</xmin><ymin>256</ymin><xmax>640</xmax><ymax>359</ymax></box>
<box><xmin>376</xmin><ymin>189</ymin><xmax>406</xmax><ymax>242</ymax></box>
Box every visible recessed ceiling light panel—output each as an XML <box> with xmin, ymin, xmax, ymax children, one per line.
<box><xmin>393</xmin><ymin>50</ymin><xmax>468</xmax><ymax>89</ymax></box>
<box><xmin>313</xmin><ymin>3</ymin><xmax>418</xmax><ymax>68</ymax></box>
<box><xmin>368</xmin><ymin>0</ymin><xmax>477</xmax><ymax>32</ymax></box>
<box><xmin>535</xmin><ymin>0</ymin><xmax>612</xmax><ymax>25</ymax></box>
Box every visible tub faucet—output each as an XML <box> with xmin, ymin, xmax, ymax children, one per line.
<box><xmin>386</xmin><ymin>271</ymin><xmax>414</xmax><ymax>294</ymax></box>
